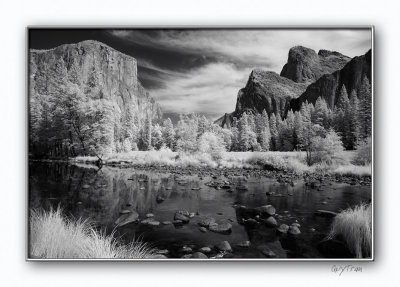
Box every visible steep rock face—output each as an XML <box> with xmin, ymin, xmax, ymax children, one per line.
<box><xmin>29</xmin><ymin>40</ymin><xmax>162</xmax><ymax>157</ymax></box>
<box><xmin>214</xmin><ymin>113</ymin><xmax>234</xmax><ymax>129</ymax></box>
<box><xmin>280</xmin><ymin>46</ymin><xmax>350</xmax><ymax>84</ymax></box>
<box><xmin>233</xmin><ymin>70</ymin><xmax>307</xmax><ymax>117</ymax></box>
<box><xmin>289</xmin><ymin>49</ymin><xmax>372</xmax><ymax>111</ymax></box>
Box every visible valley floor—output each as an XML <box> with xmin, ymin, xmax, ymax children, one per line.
<box><xmin>70</xmin><ymin>150</ymin><xmax>371</xmax><ymax>181</ymax></box>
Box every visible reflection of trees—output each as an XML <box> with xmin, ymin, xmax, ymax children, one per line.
<box><xmin>30</xmin><ymin>164</ymin><xmax>209</xmax><ymax>227</ymax></box>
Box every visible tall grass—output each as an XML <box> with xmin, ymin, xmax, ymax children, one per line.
<box><xmin>29</xmin><ymin>208</ymin><xmax>156</xmax><ymax>259</ymax></box>
<box><xmin>327</xmin><ymin>203</ymin><xmax>372</xmax><ymax>258</ymax></box>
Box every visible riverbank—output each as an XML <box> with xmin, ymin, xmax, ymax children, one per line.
<box><xmin>67</xmin><ymin>150</ymin><xmax>371</xmax><ymax>185</ymax></box>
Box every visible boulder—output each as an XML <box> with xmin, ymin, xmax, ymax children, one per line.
<box><xmin>176</xmin><ymin>209</ymin><xmax>190</xmax><ymax>216</ymax></box>
<box><xmin>174</xmin><ymin>212</ymin><xmax>190</xmax><ymax>223</ymax></box>
<box><xmin>288</xmin><ymin>225</ymin><xmax>301</xmax><ymax>235</ymax></box>
<box><xmin>199</xmin><ymin>247</ymin><xmax>212</xmax><ymax>253</ymax></box>
<box><xmin>146</xmin><ymin>213</ymin><xmax>154</xmax><ymax>218</ymax></box>
<box><xmin>199</xmin><ymin>227</ymin><xmax>207</xmax><ymax>233</ymax></box>
<box><xmin>263</xmin><ymin>216</ymin><xmax>278</xmax><ymax>228</ymax></box>
<box><xmin>147</xmin><ymin>221</ymin><xmax>160</xmax><ymax>226</ymax></box>
<box><xmin>277</xmin><ymin>224</ymin><xmax>289</xmax><ymax>234</ymax></box>
<box><xmin>191</xmin><ymin>252</ymin><xmax>208</xmax><ymax>259</ymax></box>
<box><xmin>257</xmin><ymin>205</ymin><xmax>276</xmax><ymax>216</ymax></box>
<box><xmin>209</xmin><ymin>222</ymin><xmax>232</xmax><ymax>233</ymax></box>
<box><xmin>115</xmin><ymin>211</ymin><xmax>139</xmax><ymax>226</ymax></box>
<box><xmin>198</xmin><ymin>216</ymin><xmax>216</xmax><ymax>227</ymax></box>
<box><xmin>141</xmin><ymin>218</ymin><xmax>156</xmax><ymax>225</ymax></box>
<box><xmin>179</xmin><ymin>246</ymin><xmax>192</xmax><ymax>253</ymax></box>
<box><xmin>216</xmin><ymin>241</ymin><xmax>232</xmax><ymax>252</ymax></box>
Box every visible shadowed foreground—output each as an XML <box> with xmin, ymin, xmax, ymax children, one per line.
<box><xmin>29</xmin><ymin>208</ymin><xmax>156</xmax><ymax>259</ymax></box>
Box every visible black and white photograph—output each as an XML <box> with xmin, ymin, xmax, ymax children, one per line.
<box><xmin>27</xmin><ymin>28</ymin><xmax>373</xmax><ymax>260</ymax></box>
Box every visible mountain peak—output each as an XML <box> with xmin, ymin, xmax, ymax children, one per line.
<box><xmin>280</xmin><ymin>45</ymin><xmax>350</xmax><ymax>84</ymax></box>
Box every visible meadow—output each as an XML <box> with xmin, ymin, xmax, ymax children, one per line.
<box><xmin>73</xmin><ymin>150</ymin><xmax>371</xmax><ymax>177</ymax></box>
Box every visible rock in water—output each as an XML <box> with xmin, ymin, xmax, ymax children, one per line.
<box><xmin>216</xmin><ymin>241</ymin><xmax>232</xmax><ymax>252</ymax></box>
<box><xmin>263</xmin><ymin>216</ymin><xmax>278</xmax><ymax>228</ymax></box>
<box><xmin>147</xmin><ymin>221</ymin><xmax>160</xmax><ymax>226</ymax></box>
<box><xmin>191</xmin><ymin>252</ymin><xmax>208</xmax><ymax>259</ymax></box>
<box><xmin>115</xmin><ymin>211</ymin><xmax>139</xmax><ymax>226</ymax></box>
<box><xmin>277</xmin><ymin>224</ymin><xmax>289</xmax><ymax>234</ymax></box>
<box><xmin>257</xmin><ymin>205</ymin><xmax>276</xmax><ymax>216</ymax></box>
<box><xmin>209</xmin><ymin>222</ymin><xmax>232</xmax><ymax>233</ymax></box>
<box><xmin>174</xmin><ymin>212</ymin><xmax>190</xmax><ymax>223</ymax></box>
<box><xmin>199</xmin><ymin>247</ymin><xmax>212</xmax><ymax>253</ymax></box>
<box><xmin>175</xmin><ymin>210</ymin><xmax>190</xmax><ymax>217</ymax></box>
<box><xmin>288</xmin><ymin>225</ymin><xmax>301</xmax><ymax>235</ymax></box>
<box><xmin>198</xmin><ymin>216</ymin><xmax>216</xmax><ymax>227</ymax></box>
<box><xmin>199</xmin><ymin>227</ymin><xmax>207</xmax><ymax>233</ymax></box>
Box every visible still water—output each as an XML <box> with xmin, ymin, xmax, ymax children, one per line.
<box><xmin>29</xmin><ymin>162</ymin><xmax>371</xmax><ymax>258</ymax></box>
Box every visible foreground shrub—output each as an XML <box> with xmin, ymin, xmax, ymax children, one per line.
<box><xmin>29</xmin><ymin>208</ymin><xmax>156</xmax><ymax>259</ymax></box>
<box><xmin>327</xmin><ymin>203</ymin><xmax>372</xmax><ymax>258</ymax></box>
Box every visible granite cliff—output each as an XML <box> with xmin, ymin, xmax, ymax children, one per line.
<box><xmin>29</xmin><ymin>40</ymin><xmax>162</xmax><ymax>157</ymax></box>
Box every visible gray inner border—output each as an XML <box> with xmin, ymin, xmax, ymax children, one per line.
<box><xmin>25</xmin><ymin>25</ymin><xmax>375</xmax><ymax>262</ymax></box>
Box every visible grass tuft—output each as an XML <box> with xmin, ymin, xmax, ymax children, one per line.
<box><xmin>326</xmin><ymin>203</ymin><xmax>372</xmax><ymax>258</ymax></box>
<box><xmin>29</xmin><ymin>208</ymin><xmax>156</xmax><ymax>259</ymax></box>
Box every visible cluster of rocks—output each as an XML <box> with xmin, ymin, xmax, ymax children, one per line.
<box><xmin>91</xmin><ymin>163</ymin><xmax>371</xmax><ymax>186</ymax></box>
<box><xmin>235</xmin><ymin>204</ymin><xmax>303</xmax><ymax>238</ymax></box>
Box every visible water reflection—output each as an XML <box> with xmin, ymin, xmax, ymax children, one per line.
<box><xmin>29</xmin><ymin>162</ymin><xmax>371</xmax><ymax>258</ymax></box>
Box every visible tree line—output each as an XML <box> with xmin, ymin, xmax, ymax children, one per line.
<box><xmin>30</xmin><ymin>56</ymin><xmax>371</xmax><ymax>162</ymax></box>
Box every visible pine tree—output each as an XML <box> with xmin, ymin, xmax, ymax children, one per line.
<box><xmin>162</xmin><ymin>118</ymin><xmax>175</xmax><ymax>150</ymax></box>
<box><xmin>269</xmin><ymin>113</ymin><xmax>278</xmax><ymax>151</ymax></box>
<box><xmin>259</xmin><ymin>110</ymin><xmax>271</xmax><ymax>151</ymax></box>
<box><xmin>348</xmin><ymin>90</ymin><xmax>361</xmax><ymax>149</ymax></box>
<box><xmin>143</xmin><ymin>114</ymin><xmax>152</xmax><ymax>150</ymax></box>
<box><xmin>358</xmin><ymin>76</ymin><xmax>372</xmax><ymax>139</ymax></box>
<box><xmin>334</xmin><ymin>85</ymin><xmax>351</xmax><ymax>148</ymax></box>
<box><xmin>312</xmin><ymin>97</ymin><xmax>330</xmax><ymax>128</ymax></box>
<box><xmin>238</xmin><ymin>112</ymin><xmax>250</xmax><ymax>151</ymax></box>
<box><xmin>151</xmin><ymin>123</ymin><xmax>163</xmax><ymax>150</ymax></box>
<box><xmin>293</xmin><ymin>111</ymin><xmax>303</xmax><ymax>150</ymax></box>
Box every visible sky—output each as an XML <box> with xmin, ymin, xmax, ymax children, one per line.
<box><xmin>29</xmin><ymin>29</ymin><xmax>372</xmax><ymax>120</ymax></box>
